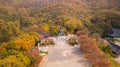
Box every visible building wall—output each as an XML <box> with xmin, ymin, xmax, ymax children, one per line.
<box><xmin>114</xmin><ymin>37</ymin><xmax>120</xmax><ymax>41</ymax></box>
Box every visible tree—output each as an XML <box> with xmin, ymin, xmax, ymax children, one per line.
<box><xmin>64</xmin><ymin>19</ymin><xmax>83</xmax><ymax>33</ymax></box>
<box><xmin>78</xmin><ymin>30</ymin><xmax>111</xmax><ymax>67</ymax></box>
<box><xmin>99</xmin><ymin>44</ymin><xmax>115</xmax><ymax>57</ymax></box>
<box><xmin>40</xmin><ymin>23</ymin><xmax>50</xmax><ymax>33</ymax></box>
<box><xmin>28</xmin><ymin>32</ymin><xmax>40</xmax><ymax>42</ymax></box>
<box><xmin>0</xmin><ymin>20</ymin><xmax>20</xmax><ymax>42</ymax></box>
<box><xmin>49</xmin><ymin>24</ymin><xmax>60</xmax><ymax>36</ymax></box>
<box><xmin>26</xmin><ymin>47</ymin><xmax>42</xmax><ymax>67</ymax></box>
<box><xmin>0</xmin><ymin>42</ymin><xmax>31</xmax><ymax>67</ymax></box>
<box><xmin>13</xmin><ymin>33</ymin><xmax>35</xmax><ymax>51</ymax></box>
<box><xmin>0</xmin><ymin>54</ymin><xmax>30</xmax><ymax>67</ymax></box>
<box><xmin>0</xmin><ymin>43</ymin><xmax>8</xmax><ymax>59</ymax></box>
<box><xmin>97</xmin><ymin>22</ymin><xmax>112</xmax><ymax>36</ymax></box>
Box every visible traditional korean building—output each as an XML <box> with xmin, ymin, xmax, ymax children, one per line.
<box><xmin>25</xmin><ymin>25</ymin><xmax>49</xmax><ymax>38</ymax></box>
<box><xmin>106</xmin><ymin>28</ymin><xmax>120</xmax><ymax>41</ymax></box>
<box><xmin>106</xmin><ymin>28</ymin><xmax>120</xmax><ymax>55</ymax></box>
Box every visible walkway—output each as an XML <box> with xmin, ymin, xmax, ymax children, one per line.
<box><xmin>46</xmin><ymin>36</ymin><xmax>91</xmax><ymax>67</ymax></box>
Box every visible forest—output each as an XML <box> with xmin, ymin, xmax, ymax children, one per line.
<box><xmin>0</xmin><ymin>0</ymin><xmax>120</xmax><ymax>67</ymax></box>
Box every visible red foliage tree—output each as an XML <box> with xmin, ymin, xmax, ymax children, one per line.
<box><xmin>78</xmin><ymin>30</ymin><xmax>111</xmax><ymax>67</ymax></box>
<box><xmin>26</xmin><ymin>47</ymin><xmax>42</xmax><ymax>67</ymax></box>
<box><xmin>76</xmin><ymin>30</ymin><xmax>88</xmax><ymax>36</ymax></box>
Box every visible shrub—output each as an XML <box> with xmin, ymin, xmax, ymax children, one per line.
<box><xmin>68</xmin><ymin>37</ymin><xmax>78</xmax><ymax>46</ymax></box>
<box><xmin>40</xmin><ymin>38</ymin><xmax>55</xmax><ymax>46</ymax></box>
<box><xmin>99</xmin><ymin>44</ymin><xmax>115</xmax><ymax>57</ymax></box>
<box><xmin>45</xmin><ymin>38</ymin><xmax>55</xmax><ymax>46</ymax></box>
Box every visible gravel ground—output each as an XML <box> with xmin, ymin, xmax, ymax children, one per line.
<box><xmin>46</xmin><ymin>36</ymin><xmax>91</xmax><ymax>67</ymax></box>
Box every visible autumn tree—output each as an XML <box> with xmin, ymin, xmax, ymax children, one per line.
<box><xmin>0</xmin><ymin>43</ymin><xmax>31</xmax><ymax>67</ymax></box>
<box><xmin>78</xmin><ymin>30</ymin><xmax>111</xmax><ymax>67</ymax></box>
<box><xmin>49</xmin><ymin>24</ymin><xmax>60</xmax><ymax>36</ymax></box>
<box><xmin>0</xmin><ymin>54</ymin><xmax>30</xmax><ymax>67</ymax></box>
<box><xmin>45</xmin><ymin>38</ymin><xmax>55</xmax><ymax>46</ymax></box>
<box><xmin>26</xmin><ymin>47</ymin><xmax>42</xmax><ymax>67</ymax></box>
<box><xmin>64</xmin><ymin>19</ymin><xmax>83</xmax><ymax>33</ymax></box>
<box><xmin>0</xmin><ymin>43</ymin><xmax>8</xmax><ymax>59</ymax></box>
<box><xmin>28</xmin><ymin>32</ymin><xmax>40</xmax><ymax>42</ymax></box>
<box><xmin>40</xmin><ymin>38</ymin><xmax>55</xmax><ymax>46</ymax></box>
<box><xmin>39</xmin><ymin>23</ymin><xmax>50</xmax><ymax>33</ymax></box>
<box><xmin>13</xmin><ymin>33</ymin><xmax>35</xmax><ymax>51</ymax></box>
<box><xmin>0</xmin><ymin>20</ymin><xmax>20</xmax><ymax>42</ymax></box>
<box><xmin>68</xmin><ymin>36</ymin><xmax>78</xmax><ymax>46</ymax></box>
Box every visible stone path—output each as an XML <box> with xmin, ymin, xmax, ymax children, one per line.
<box><xmin>46</xmin><ymin>36</ymin><xmax>91</xmax><ymax>67</ymax></box>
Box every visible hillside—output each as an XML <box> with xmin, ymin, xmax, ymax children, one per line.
<box><xmin>0</xmin><ymin>0</ymin><xmax>119</xmax><ymax>22</ymax></box>
<box><xmin>0</xmin><ymin>0</ymin><xmax>119</xmax><ymax>39</ymax></box>
<box><xmin>0</xmin><ymin>0</ymin><xmax>120</xmax><ymax>67</ymax></box>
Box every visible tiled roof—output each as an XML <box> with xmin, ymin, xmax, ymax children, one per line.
<box><xmin>25</xmin><ymin>26</ymin><xmax>49</xmax><ymax>38</ymax></box>
<box><xmin>107</xmin><ymin>28</ymin><xmax>120</xmax><ymax>37</ymax></box>
<box><xmin>111</xmin><ymin>43</ymin><xmax>120</xmax><ymax>54</ymax></box>
<box><xmin>111</xmin><ymin>28</ymin><xmax>120</xmax><ymax>37</ymax></box>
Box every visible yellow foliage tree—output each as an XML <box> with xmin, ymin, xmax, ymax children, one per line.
<box><xmin>40</xmin><ymin>23</ymin><xmax>50</xmax><ymax>33</ymax></box>
<box><xmin>64</xmin><ymin>19</ymin><xmax>83</xmax><ymax>33</ymax></box>
<box><xmin>49</xmin><ymin>24</ymin><xmax>60</xmax><ymax>35</ymax></box>
<box><xmin>0</xmin><ymin>54</ymin><xmax>30</xmax><ymax>67</ymax></box>
<box><xmin>28</xmin><ymin>32</ymin><xmax>40</xmax><ymax>42</ymax></box>
<box><xmin>13</xmin><ymin>33</ymin><xmax>35</xmax><ymax>51</ymax></box>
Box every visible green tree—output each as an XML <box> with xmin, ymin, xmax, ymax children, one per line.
<box><xmin>96</xmin><ymin>22</ymin><xmax>112</xmax><ymax>36</ymax></box>
<box><xmin>0</xmin><ymin>20</ymin><xmax>20</xmax><ymax>42</ymax></box>
<box><xmin>49</xmin><ymin>24</ymin><xmax>60</xmax><ymax>36</ymax></box>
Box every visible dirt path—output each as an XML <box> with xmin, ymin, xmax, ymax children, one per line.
<box><xmin>46</xmin><ymin>36</ymin><xmax>91</xmax><ymax>67</ymax></box>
